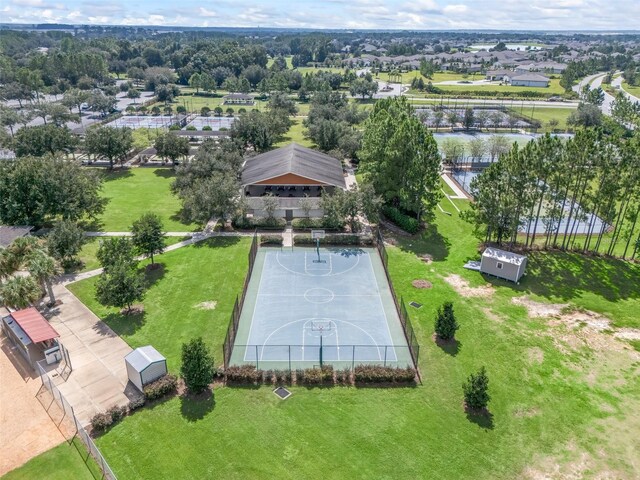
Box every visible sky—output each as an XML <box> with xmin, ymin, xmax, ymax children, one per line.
<box><xmin>1</xmin><ymin>0</ymin><xmax>639</xmax><ymax>31</ymax></box>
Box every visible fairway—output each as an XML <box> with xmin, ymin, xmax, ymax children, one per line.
<box><xmin>231</xmin><ymin>248</ymin><xmax>411</xmax><ymax>368</ymax></box>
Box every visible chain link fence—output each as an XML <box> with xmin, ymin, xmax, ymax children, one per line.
<box><xmin>36</xmin><ymin>361</ymin><xmax>117</xmax><ymax>480</ymax></box>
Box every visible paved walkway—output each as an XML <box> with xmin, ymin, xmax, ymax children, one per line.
<box><xmin>0</xmin><ymin>336</ymin><xmax>66</xmax><ymax>475</ymax></box>
<box><xmin>441</xmin><ymin>173</ymin><xmax>469</xmax><ymax>199</ymax></box>
<box><xmin>42</xmin><ymin>284</ymin><xmax>135</xmax><ymax>427</ymax></box>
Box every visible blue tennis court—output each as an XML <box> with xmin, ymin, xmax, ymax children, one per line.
<box><xmin>230</xmin><ymin>247</ymin><xmax>412</xmax><ymax>369</ymax></box>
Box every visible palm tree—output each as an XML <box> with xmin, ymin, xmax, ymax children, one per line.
<box><xmin>28</xmin><ymin>251</ymin><xmax>60</xmax><ymax>305</ymax></box>
<box><xmin>0</xmin><ymin>276</ymin><xmax>42</xmax><ymax>309</ymax></box>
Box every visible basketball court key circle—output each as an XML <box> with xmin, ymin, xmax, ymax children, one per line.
<box><xmin>303</xmin><ymin>288</ymin><xmax>335</xmax><ymax>304</ymax></box>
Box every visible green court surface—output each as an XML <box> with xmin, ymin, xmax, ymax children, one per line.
<box><xmin>231</xmin><ymin>247</ymin><xmax>412</xmax><ymax>369</ymax></box>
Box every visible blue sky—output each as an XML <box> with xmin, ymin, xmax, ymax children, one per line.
<box><xmin>1</xmin><ymin>0</ymin><xmax>639</xmax><ymax>30</ymax></box>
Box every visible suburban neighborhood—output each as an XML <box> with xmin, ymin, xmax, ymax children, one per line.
<box><xmin>0</xmin><ymin>13</ymin><xmax>639</xmax><ymax>480</ymax></box>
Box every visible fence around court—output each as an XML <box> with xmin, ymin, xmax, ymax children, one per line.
<box><xmin>223</xmin><ymin>230</ymin><xmax>258</xmax><ymax>368</ymax></box>
<box><xmin>36</xmin><ymin>361</ymin><xmax>117</xmax><ymax>480</ymax></box>
<box><xmin>235</xmin><ymin>344</ymin><xmax>415</xmax><ymax>371</ymax></box>
<box><xmin>375</xmin><ymin>229</ymin><xmax>421</xmax><ymax>377</ymax></box>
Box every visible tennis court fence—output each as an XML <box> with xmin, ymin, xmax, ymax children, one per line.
<box><xmin>36</xmin><ymin>361</ymin><xmax>117</xmax><ymax>480</ymax></box>
<box><xmin>376</xmin><ymin>229</ymin><xmax>421</xmax><ymax>376</ymax></box>
<box><xmin>223</xmin><ymin>230</ymin><xmax>258</xmax><ymax>368</ymax></box>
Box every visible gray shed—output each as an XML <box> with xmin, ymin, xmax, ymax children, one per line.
<box><xmin>480</xmin><ymin>248</ymin><xmax>527</xmax><ymax>283</ymax></box>
<box><xmin>125</xmin><ymin>346</ymin><xmax>167</xmax><ymax>392</ymax></box>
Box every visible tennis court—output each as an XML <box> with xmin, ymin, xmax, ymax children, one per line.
<box><xmin>230</xmin><ymin>247</ymin><xmax>413</xmax><ymax>370</ymax></box>
<box><xmin>184</xmin><ymin>116</ymin><xmax>235</xmax><ymax>131</ymax></box>
<box><xmin>105</xmin><ymin>115</ymin><xmax>179</xmax><ymax>129</ymax></box>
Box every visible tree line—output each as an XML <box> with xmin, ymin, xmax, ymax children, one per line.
<box><xmin>464</xmin><ymin>130</ymin><xmax>640</xmax><ymax>259</ymax></box>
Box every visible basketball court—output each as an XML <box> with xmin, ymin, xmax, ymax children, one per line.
<box><xmin>230</xmin><ymin>243</ymin><xmax>412</xmax><ymax>370</ymax></box>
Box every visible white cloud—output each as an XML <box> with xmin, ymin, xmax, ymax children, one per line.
<box><xmin>443</xmin><ymin>4</ymin><xmax>468</xmax><ymax>14</ymax></box>
<box><xmin>198</xmin><ymin>7</ymin><xmax>217</xmax><ymax>17</ymax></box>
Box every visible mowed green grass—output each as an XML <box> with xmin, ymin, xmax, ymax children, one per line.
<box><xmin>68</xmin><ymin>236</ymin><xmax>190</xmax><ymax>273</ymax></box>
<box><xmin>275</xmin><ymin>118</ymin><xmax>314</xmax><ymax>148</ymax></box>
<box><xmin>68</xmin><ymin>237</ymin><xmax>250</xmax><ymax>368</ymax></box>
<box><xmin>621</xmin><ymin>82</ymin><xmax>640</xmax><ymax>99</ymax></box>
<box><xmin>67</xmin><ymin>198</ymin><xmax>640</xmax><ymax>479</ymax></box>
<box><xmin>3</xmin><ymin>439</ymin><xmax>100</xmax><ymax>480</ymax></box>
<box><xmin>94</xmin><ymin>168</ymin><xmax>198</xmax><ymax>232</ymax></box>
<box><xmin>507</xmin><ymin>107</ymin><xmax>575</xmax><ymax>132</ymax></box>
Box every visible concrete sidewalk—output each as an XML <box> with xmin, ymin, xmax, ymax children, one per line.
<box><xmin>43</xmin><ymin>284</ymin><xmax>135</xmax><ymax>426</ymax></box>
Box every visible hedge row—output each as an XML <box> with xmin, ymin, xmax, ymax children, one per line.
<box><xmin>224</xmin><ymin>365</ymin><xmax>415</xmax><ymax>386</ymax></box>
<box><xmin>291</xmin><ymin>218</ymin><xmax>343</xmax><ymax>231</ymax></box>
<box><xmin>381</xmin><ymin>206</ymin><xmax>420</xmax><ymax>234</ymax></box>
<box><xmin>143</xmin><ymin>374</ymin><xmax>178</xmax><ymax>400</ymax></box>
<box><xmin>233</xmin><ymin>217</ymin><xmax>287</xmax><ymax>230</ymax></box>
<box><xmin>354</xmin><ymin>365</ymin><xmax>416</xmax><ymax>384</ymax></box>
<box><xmin>90</xmin><ymin>374</ymin><xmax>177</xmax><ymax>434</ymax></box>
<box><xmin>260</xmin><ymin>234</ymin><xmax>283</xmax><ymax>246</ymax></box>
<box><xmin>293</xmin><ymin>234</ymin><xmax>374</xmax><ymax>246</ymax></box>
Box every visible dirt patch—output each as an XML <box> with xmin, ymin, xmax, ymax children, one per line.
<box><xmin>613</xmin><ymin>328</ymin><xmax>640</xmax><ymax>341</ymax></box>
<box><xmin>120</xmin><ymin>304</ymin><xmax>144</xmax><ymax>315</ymax></box>
<box><xmin>526</xmin><ymin>347</ymin><xmax>544</xmax><ymax>365</ymax></box>
<box><xmin>195</xmin><ymin>301</ymin><xmax>217</xmax><ymax>310</ymax></box>
<box><xmin>443</xmin><ymin>274</ymin><xmax>494</xmax><ymax>298</ymax></box>
<box><xmin>418</xmin><ymin>253</ymin><xmax>433</xmax><ymax>264</ymax></box>
<box><xmin>412</xmin><ymin>279</ymin><xmax>432</xmax><ymax>289</ymax></box>
<box><xmin>513</xmin><ymin>296</ymin><xmax>640</xmax><ymax>358</ymax></box>
<box><xmin>513</xmin><ymin>405</ymin><xmax>540</xmax><ymax>418</ymax></box>
<box><xmin>512</xmin><ymin>296</ymin><xmax>567</xmax><ymax>317</ymax></box>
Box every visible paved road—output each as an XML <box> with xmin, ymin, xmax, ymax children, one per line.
<box><xmin>611</xmin><ymin>75</ymin><xmax>640</xmax><ymax>104</ymax></box>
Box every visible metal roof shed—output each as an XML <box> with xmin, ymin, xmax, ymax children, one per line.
<box><xmin>125</xmin><ymin>346</ymin><xmax>167</xmax><ymax>392</ymax></box>
<box><xmin>480</xmin><ymin>248</ymin><xmax>527</xmax><ymax>283</ymax></box>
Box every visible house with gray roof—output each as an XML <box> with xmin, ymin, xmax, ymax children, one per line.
<box><xmin>506</xmin><ymin>73</ymin><xmax>550</xmax><ymax>88</ymax></box>
<box><xmin>241</xmin><ymin>143</ymin><xmax>347</xmax><ymax>221</ymax></box>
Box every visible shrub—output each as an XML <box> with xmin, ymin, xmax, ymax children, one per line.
<box><xmin>169</xmin><ymin>124</ymin><xmax>181</xmax><ymax>131</ymax></box>
<box><xmin>202</xmin><ymin>125</ymin><xmax>212</xmax><ymax>131</ymax></box>
<box><xmin>336</xmin><ymin>368</ymin><xmax>352</xmax><ymax>386</ymax></box>
<box><xmin>354</xmin><ymin>365</ymin><xmax>416</xmax><ymax>384</ymax></box>
<box><xmin>107</xmin><ymin>405</ymin><xmax>127</xmax><ymax>423</ymax></box>
<box><xmin>301</xmin><ymin>366</ymin><xmax>333</xmax><ymax>386</ymax></box>
<box><xmin>291</xmin><ymin>218</ymin><xmax>343</xmax><ymax>231</ymax></box>
<box><xmin>293</xmin><ymin>234</ymin><xmax>373</xmax><ymax>246</ymax></box>
<box><xmin>381</xmin><ymin>205</ymin><xmax>420</xmax><ymax>234</ymax></box>
<box><xmin>260</xmin><ymin>234</ymin><xmax>283</xmax><ymax>246</ymax></box>
<box><xmin>186</xmin><ymin>125</ymin><xmax>197</xmax><ymax>131</ymax></box>
<box><xmin>225</xmin><ymin>365</ymin><xmax>261</xmax><ymax>384</ymax></box>
<box><xmin>143</xmin><ymin>374</ymin><xmax>178</xmax><ymax>400</ymax></box>
<box><xmin>128</xmin><ymin>397</ymin><xmax>146</xmax><ymax>411</ymax></box>
<box><xmin>434</xmin><ymin>302</ymin><xmax>459</xmax><ymax>341</ymax></box>
<box><xmin>90</xmin><ymin>412</ymin><xmax>113</xmax><ymax>432</ymax></box>
<box><xmin>181</xmin><ymin>337</ymin><xmax>215</xmax><ymax>394</ymax></box>
<box><xmin>233</xmin><ymin>217</ymin><xmax>287</xmax><ymax>230</ymax></box>
<box><xmin>463</xmin><ymin>367</ymin><xmax>490</xmax><ymax>410</ymax></box>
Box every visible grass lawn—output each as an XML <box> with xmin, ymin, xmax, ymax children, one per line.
<box><xmin>67</xmin><ymin>236</ymin><xmax>190</xmax><ymax>274</ymax></box>
<box><xmin>93</xmin><ymin>168</ymin><xmax>198</xmax><ymax>232</ymax></box>
<box><xmin>275</xmin><ymin>118</ymin><xmax>314</xmax><ymax>148</ymax></box>
<box><xmin>433</xmin><ymin>78</ymin><xmax>565</xmax><ymax>96</ymax></box>
<box><xmin>3</xmin><ymin>439</ymin><xmax>100</xmax><ymax>480</ymax></box>
<box><xmin>68</xmin><ymin>197</ymin><xmax>640</xmax><ymax>479</ymax></box>
<box><xmin>376</xmin><ymin>71</ymin><xmax>483</xmax><ymax>84</ymax></box>
<box><xmin>507</xmin><ymin>106</ymin><xmax>575</xmax><ymax>132</ymax></box>
<box><xmin>621</xmin><ymin>82</ymin><xmax>640</xmax><ymax>99</ymax></box>
<box><xmin>68</xmin><ymin>237</ymin><xmax>250</xmax><ymax>368</ymax></box>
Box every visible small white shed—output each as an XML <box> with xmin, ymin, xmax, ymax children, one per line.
<box><xmin>125</xmin><ymin>346</ymin><xmax>167</xmax><ymax>392</ymax></box>
<box><xmin>480</xmin><ymin>248</ymin><xmax>527</xmax><ymax>283</ymax></box>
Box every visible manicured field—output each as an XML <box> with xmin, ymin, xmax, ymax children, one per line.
<box><xmin>376</xmin><ymin>71</ymin><xmax>483</xmax><ymax>84</ymax></box>
<box><xmin>621</xmin><ymin>82</ymin><xmax>640</xmax><ymax>99</ymax></box>
<box><xmin>507</xmin><ymin>106</ymin><xmax>575</xmax><ymax>132</ymax></box>
<box><xmin>68</xmin><ymin>197</ymin><xmax>640</xmax><ymax>479</ymax></box>
<box><xmin>94</xmin><ymin>168</ymin><xmax>198</xmax><ymax>232</ymax></box>
<box><xmin>68</xmin><ymin>236</ymin><xmax>190</xmax><ymax>274</ymax></box>
<box><xmin>434</xmin><ymin>78</ymin><xmax>565</xmax><ymax>95</ymax></box>
<box><xmin>68</xmin><ymin>237</ymin><xmax>250</xmax><ymax>368</ymax></box>
<box><xmin>275</xmin><ymin>118</ymin><xmax>314</xmax><ymax>148</ymax></box>
<box><xmin>3</xmin><ymin>439</ymin><xmax>99</xmax><ymax>480</ymax></box>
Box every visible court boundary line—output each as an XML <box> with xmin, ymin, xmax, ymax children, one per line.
<box><xmin>366</xmin><ymin>253</ymin><xmax>399</xmax><ymax>363</ymax></box>
<box><xmin>275</xmin><ymin>249</ymin><xmax>361</xmax><ymax>277</ymax></box>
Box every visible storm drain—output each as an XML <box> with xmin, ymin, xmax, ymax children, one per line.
<box><xmin>273</xmin><ymin>387</ymin><xmax>292</xmax><ymax>400</ymax></box>
<box><xmin>409</xmin><ymin>301</ymin><xmax>423</xmax><ymax>309</ymax></box>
